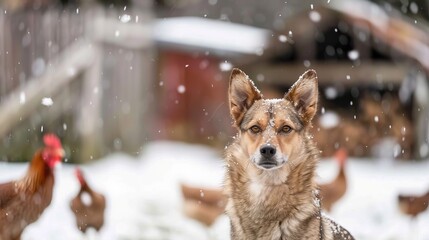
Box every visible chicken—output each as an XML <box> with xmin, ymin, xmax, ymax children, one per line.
<box><xmin>70</xmin><ymin>168</ymin><xmax>106</xmax><ymax>233</ymax></box>
<box><xmin>180</xmin><ymin>183</ymin><xmax>226</xmax><ymax>226</ymax></box>
<box><xmin>319</xmin><ymin>148</ymin><xmax>349</xmax><ymax>212</ymax></box>
<box><xmin>0</xmin><ymin>134</ymin><xmax>64</xmax><ymax>240</ymax></box>
<box><xmin>398</xmin><ymin>190</ymin><xmax>429</xmax><ymax>218</ymax></box>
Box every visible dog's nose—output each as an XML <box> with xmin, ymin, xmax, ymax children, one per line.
<box><xmin>260</xmin><ymin>144</ymin><xmax>276</xmax><ymax>158</ymax></box>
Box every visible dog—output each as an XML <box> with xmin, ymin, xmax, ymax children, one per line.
<box><xmin>223</xmin><ymin>68</ymin><xmax>355</xmax><ymax>240</ymax></box>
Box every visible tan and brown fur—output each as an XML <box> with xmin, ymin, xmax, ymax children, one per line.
<box><xmin>224</xmin><ymin>68</ymin><xmax>354</xmax><ymax>240</ymax></box>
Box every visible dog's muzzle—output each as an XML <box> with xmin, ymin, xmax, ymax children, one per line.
<box><xmin>258</xmin><ymin>144</ymin><xmax>278</xmax><ymax>169</ymax></box>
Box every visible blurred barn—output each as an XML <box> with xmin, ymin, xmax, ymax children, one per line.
<box><xmin>155</xmin><ymin>0</ymin><xmax>429</xmax><ymax>160</ymax></box>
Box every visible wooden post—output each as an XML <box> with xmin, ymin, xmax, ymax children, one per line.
<box><xmin>413</xmin><ymin>69</ymin><xmax>429</xmax><ymax>160</ymax></box>
<box><xmin>76</xmin><ymin>44</ymin><xmax>103</xmax><ymax>163</ymax></box>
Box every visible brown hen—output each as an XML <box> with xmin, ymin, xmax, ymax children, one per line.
<box><xmin>70</xmin><ymin>168</ymin><xmax>106</xmax><ymax>233</ymax></box>
<box><xmin>320</xmin><ymin>148</ymin><xmax>349</xmax><ymax>212</ymax></box>
<box><xmin>0</xmin><ymin>134</ymin><xmax>64</xmax><ymax>240</ymax></box>
<box><xmin>398</xmin><ymin>190</ymin><xmax>429</xmax><ymax>218</ymax></box>
<box><xmin>181</xmin><ymin>183</ymin><xmax>226</xmax><ymax>226</ymax></box>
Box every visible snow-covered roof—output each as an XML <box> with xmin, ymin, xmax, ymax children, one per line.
<box><xmin>153</xmin><ymin>17</ymin><xmax>271</xmax><ymax>55</ymax></box>
<box><xmin>329</xmin><ymin>0</ymin><xmax>429</xmax><ymax>71</ymax></box>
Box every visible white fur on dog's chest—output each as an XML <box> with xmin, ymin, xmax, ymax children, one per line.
<box><xmin>247</xmin><ymin>170</ymin><xmax>290</xmax><ymax>202</ymax></box>
<box><xmin>249</xmin><ymin>181</ymin><xmax>264</xmax><ymax>197</ymax></box>
<box><xmin>248</xmin><ymin>180</ymin><xmax>275</xmax><ymax>203</ymax></box>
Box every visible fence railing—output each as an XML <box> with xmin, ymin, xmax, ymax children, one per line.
<box><xmin>0</xmin><ymin>7</ymin><xmax>154</xmax><ymax>162</ymax></box>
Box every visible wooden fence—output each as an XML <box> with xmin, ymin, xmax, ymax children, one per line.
<box><xmin>0</xmin><ymin>6</ymin><xmax>154</xmax><ymax>162</ymax></box>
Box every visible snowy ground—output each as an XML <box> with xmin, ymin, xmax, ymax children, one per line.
<box><xmin>1</xmin><ymin>141</ymin><xmax>429</xmax><ymax>240</ymax></box>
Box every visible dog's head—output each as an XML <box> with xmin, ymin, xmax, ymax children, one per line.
<box><xmin>229</xmin><ymin>68</ymin><xmax>318</xmax><ymax>171</ymax></box>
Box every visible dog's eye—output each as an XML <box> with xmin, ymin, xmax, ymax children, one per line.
<box><xmin>249</xmin><ymin>126</ymin><xmax>262</xmax><ymax>134</ymax></box>
<box><xmin>281</xmin><ymin>125</ymin><xmax>292</xmax><ymax>133</ymax></box>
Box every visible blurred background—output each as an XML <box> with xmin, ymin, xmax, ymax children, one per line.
<box><xmin>1</xmin><ymin>0</ymin><xmax>429</xmax><ymax>239</ymax></box>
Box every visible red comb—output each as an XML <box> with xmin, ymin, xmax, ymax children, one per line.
<box><xmin>75</xmin><ymin>167</ymin><xmax>86</xmax><ymax>186</ymax></box>
<box><xmin>43</xmin><ymin>134</ymin><xmax>62</xmax><ymax>148</ymax></box>
<box><xmin>335</xmin><ymin>148</ymin><xmax>348</xmax><ymax>166</ymax></box>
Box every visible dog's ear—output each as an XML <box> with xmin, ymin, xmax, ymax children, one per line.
<box><xmin>229</xmin><ymin>68</ymin><xmax>262</xmax><ymax>126</ymax></box>
<box><xmin>285</xmin><ymin>69</ymin><xmax>318</xmax><ymax>123</ymax></box>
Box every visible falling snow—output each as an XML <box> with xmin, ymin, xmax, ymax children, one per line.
<box><xmin>409</xmin><ymin>2</ymin><xmax>419</xmax><ymax>14</ymax></box>
<box><xmin>374</xmin><ymin>116</ymin><xmax>379</xmax><ymax>122</ymax></box>
<box><xmin>120</xmin><ymin>14</ymin><xmax>131</xmax><ymax>23</ymax></box>
<box><xmin>319</xmin><ymin>111</ymin><xmax>340</xmax><ymax>129</ymax></box>
<box><xmin>324</xmin><ymin>87</ymin><xmax>338</xmax><ymax>99</ymax></box>
<box><xmin>309</xmin><ymin>11</ymin><xmax>321</xmax><ymax>22</ymax></box>
<box><xmin>41</xmin><ymin>97</ymin><xmax>53</xmax><ymax>106</ymax></box>
<box><xmin>20</xmin><ymin>92</ymin><xmax>26</xmax><ymax>104</ymax></box>
<box><xmin>278</xmin><ymin>35</ymin><xmax>287</xmax><ymax>43</ymax></box>
<box><xmin>347</xmin><ymin>50</ymin><xmax>360</xmax><ymax>60</ymax></box>
<box><xmin>177</xmin><ymin>85</ymin><xmax>186</xmax><ymax>94</ymax></box>
<box><xmin>304</xmin><ymin>60</ymin><xmax>311</xmax><ymax>67</ymax></box>
<box><xmin>219</xmin><ymin>61</ymin><xmax>232</xmax><ymax>72</ymax></box>
<box><xmin>256</xmin><ymin>74</ymin><xmax>265</xmax><ymax>82</ymax></box>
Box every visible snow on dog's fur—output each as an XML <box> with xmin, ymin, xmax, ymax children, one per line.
<box><xmin>223</xmin><ymin>68</ymin><xmax>355</xmax><ymax>240</ymax></box>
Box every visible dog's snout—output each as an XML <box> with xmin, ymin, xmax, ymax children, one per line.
<box><xmin>260</xmin><ymin>144</ymin><xmax>276</xmax><ymax>158</ymax></box>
